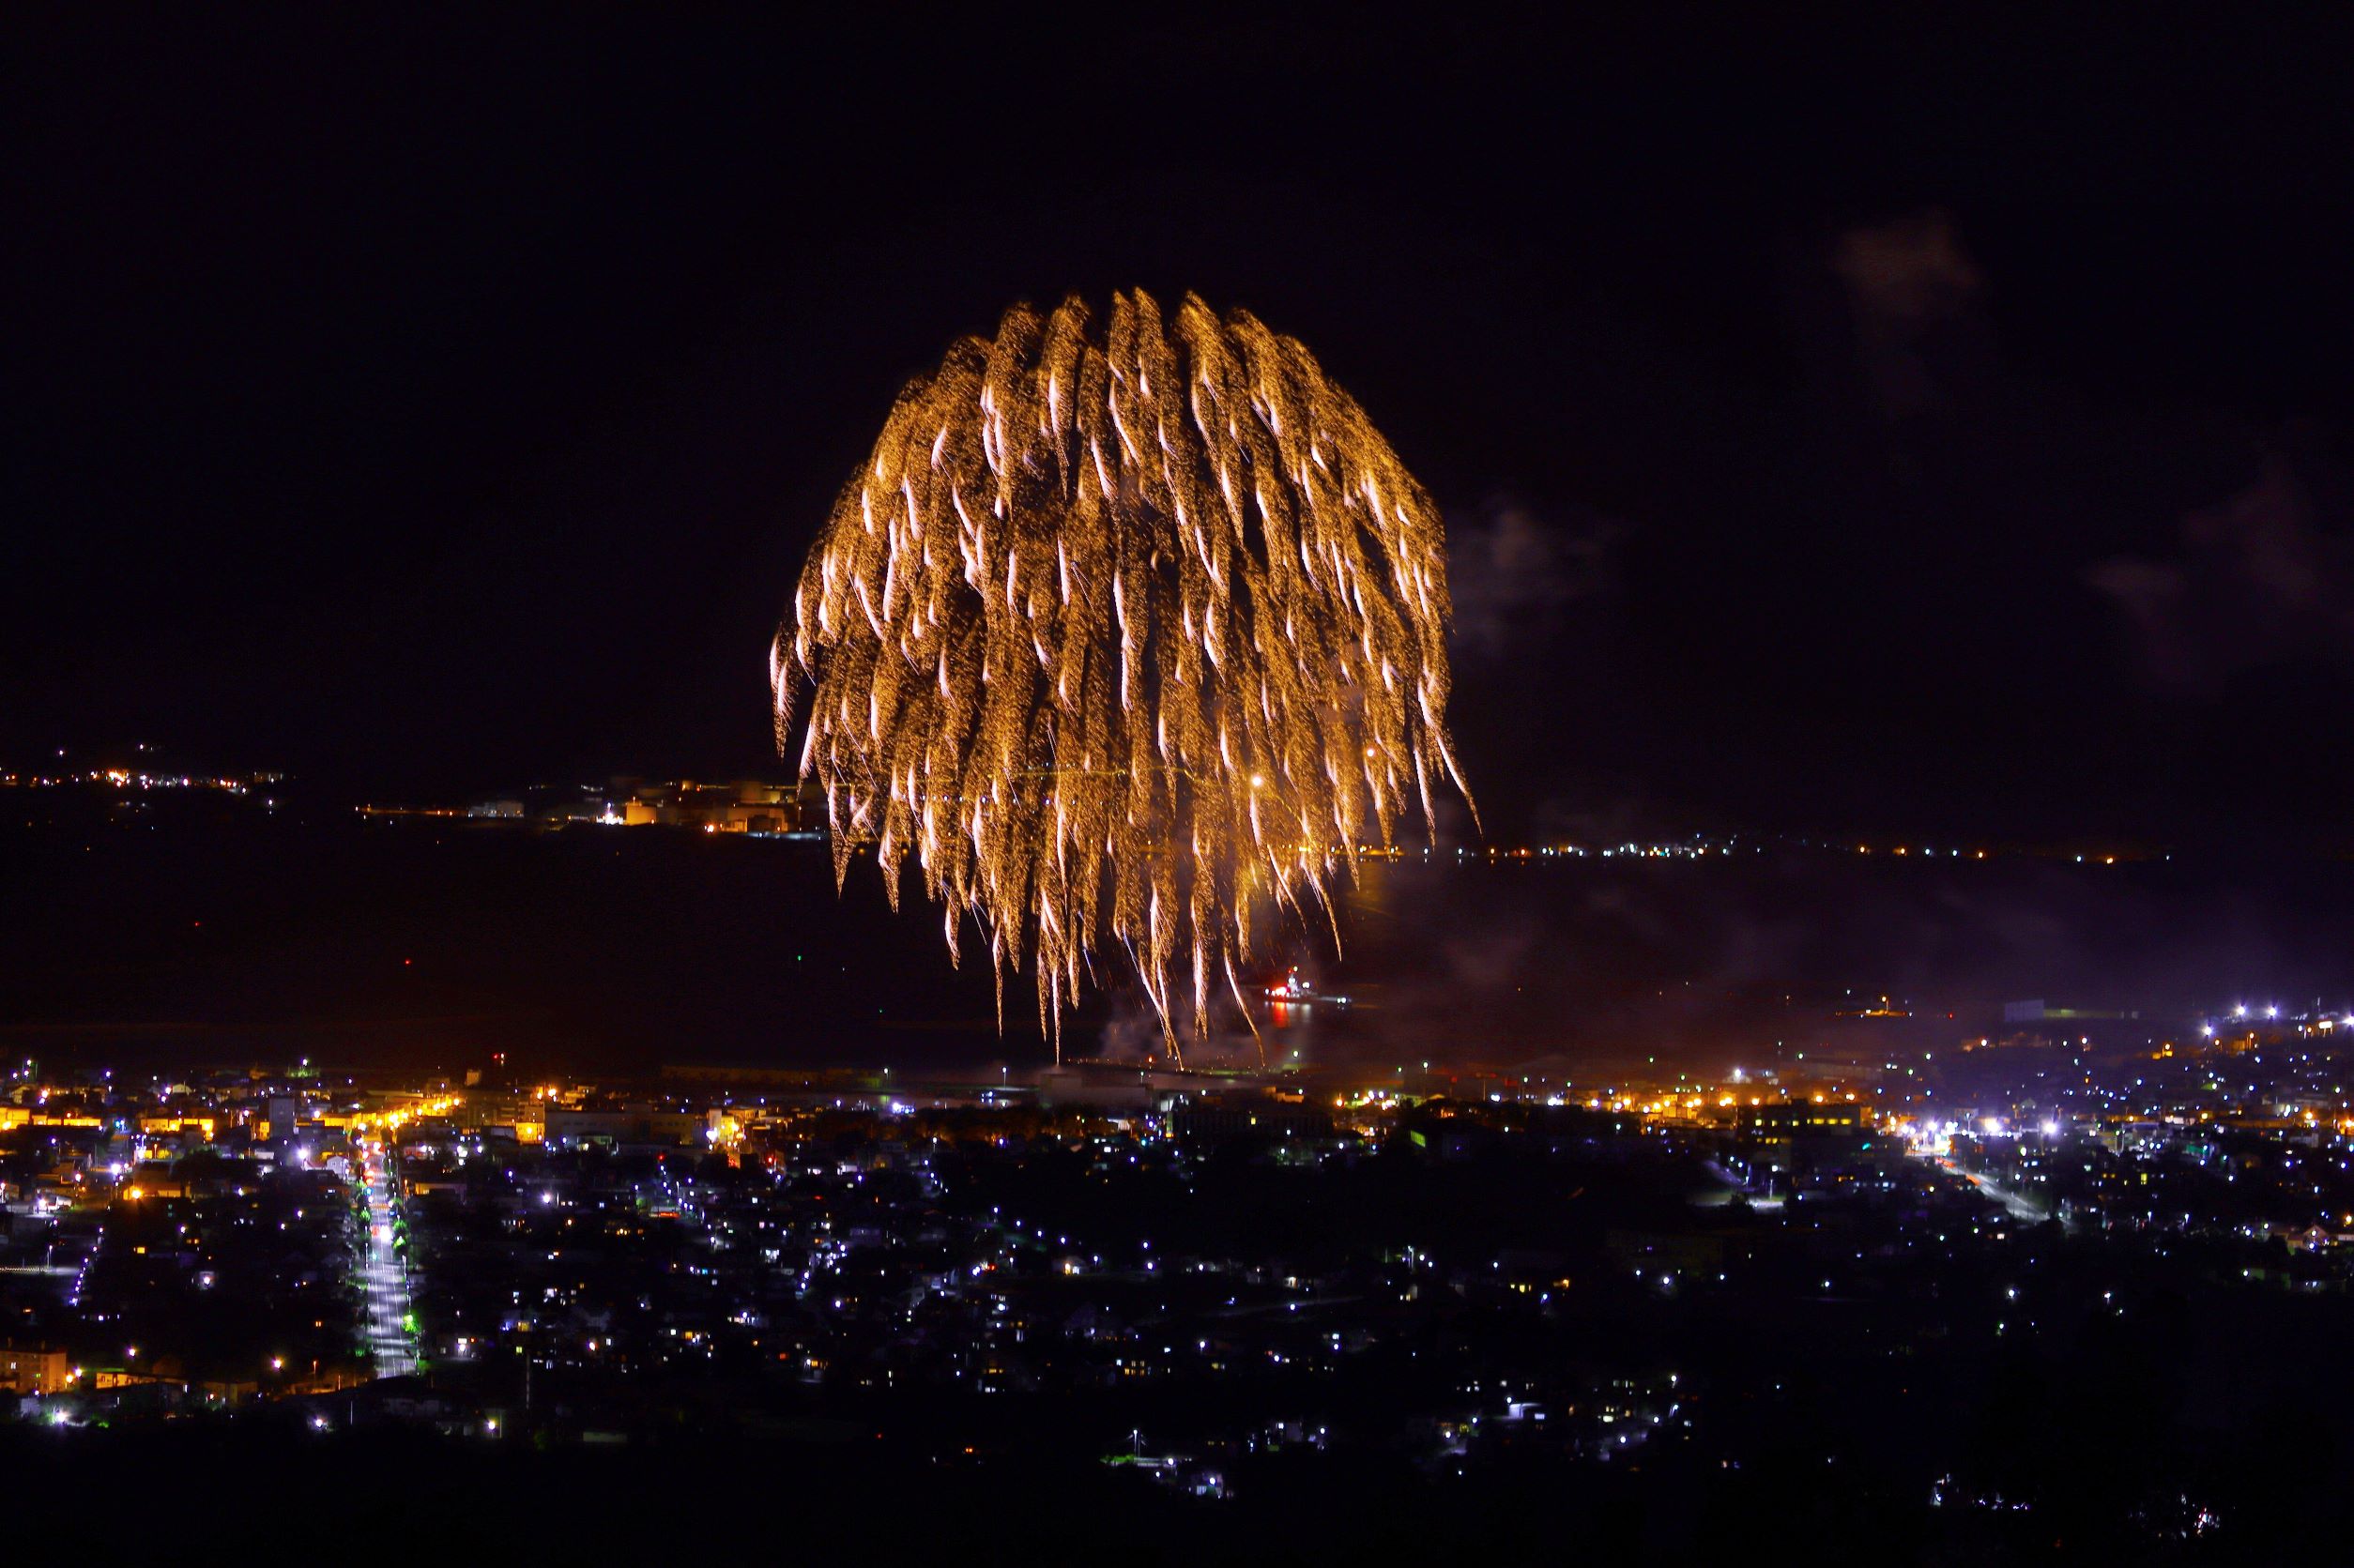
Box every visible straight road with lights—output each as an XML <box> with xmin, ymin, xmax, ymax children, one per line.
<box><xmin>359</xmin><ymin>1144</ymin><xmax>417</xmax><ymax>1378</ymax></box>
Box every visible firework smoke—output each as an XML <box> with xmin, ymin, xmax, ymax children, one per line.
<box><xmin>773</xmin><ymin>290</ymin><xmax>1469</xmax><ymax>1060</ymax></box>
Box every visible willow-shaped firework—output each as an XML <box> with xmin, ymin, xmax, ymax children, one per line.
<box><xmin>773</xmin><ymin>290</ymin><xmax>1469</xmax><ymax>1061</ymax></box>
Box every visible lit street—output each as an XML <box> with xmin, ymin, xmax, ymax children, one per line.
<box><xmin>1930</xmin><ymin>1154</ymin><xmax>2068</xmax><ymax>1230</ymax></box>
<box><xmin>358</xmin><ymin>1143</ymin><xmax>416</xmax><ymax>1378</ymax></box>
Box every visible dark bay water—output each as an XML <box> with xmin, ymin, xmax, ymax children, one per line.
<box><xmin>6</xmin><ymin>802</ymin><xmax>2352</xmax><ymax>1077</ymax></box>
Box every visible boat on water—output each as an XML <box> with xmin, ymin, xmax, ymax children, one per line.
<box><xmin>1264</xmin><ymin>967</ymin><xmax>1350</xmax><ymax>1008</ymax></box>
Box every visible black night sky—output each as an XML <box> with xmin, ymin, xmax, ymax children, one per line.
<box><xmin>14</xmin><ymin>10</ymin><xmax>2354</xmax><ymax>844</ymax></box>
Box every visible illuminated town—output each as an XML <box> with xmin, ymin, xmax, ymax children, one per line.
<box><xmin>8</xmin><ymin>982</ymin><xmax>2354</xmax><ymax>1548</ymax></box>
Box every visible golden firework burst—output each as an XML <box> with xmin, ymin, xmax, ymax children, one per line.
<box><xmin>774</xmin><ymin>290</ymin><xmax>1469</xmax><ymax>1060</ymax></box>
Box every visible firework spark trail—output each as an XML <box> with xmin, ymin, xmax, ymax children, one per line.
<box><xmin>774</xmin><ymin>290</ymin><xmax>1470</xmax><ymax>1062</ymax></box>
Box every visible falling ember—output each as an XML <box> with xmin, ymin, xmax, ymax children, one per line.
<box><xmin>773</xmin><ymin>290</ymin><xmax>1470</xmax><ymax>1061</ymax></box>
